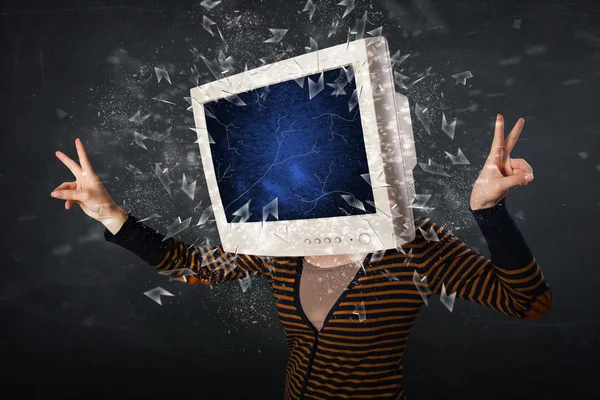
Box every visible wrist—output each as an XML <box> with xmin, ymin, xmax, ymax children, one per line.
<box><xmin>101</xmin><ymin>204</ymin><xmax>129</xmax><ymax>235</ymax></box>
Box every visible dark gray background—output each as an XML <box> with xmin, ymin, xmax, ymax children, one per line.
<box><xmin>1</xmin><ymin>0</ymin><xmax>599</xmax><ymax>399</ymax></box>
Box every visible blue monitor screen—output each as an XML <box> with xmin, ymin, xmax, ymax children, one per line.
<box><xmin>204</xmin><ymin>65</ymin><xmax>376</xmax><ymax>223</ymax></box>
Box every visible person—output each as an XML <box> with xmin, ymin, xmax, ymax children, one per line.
<box><xmin>50</xmin><ymin>114</ymin><xmax>552</xmax><ymax>399</ymax></box>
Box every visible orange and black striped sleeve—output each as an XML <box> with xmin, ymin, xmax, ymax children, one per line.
<box><xmin>104</xmin><ymin>212</ymin><xmax>272</xmax><ymax>284</ymax></box>
<box><xmin>415</xmin><ymin>197</ymin><xmax>552</xmax><ymax>320</ymax></box>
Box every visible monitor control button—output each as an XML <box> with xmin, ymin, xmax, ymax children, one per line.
<box><xmin>324</xmin><ymin>238</ymin><xmax>331</xmax><ymax>244</ymax></box>
<box><xmin>334</xmin><ymin>237</ymin><xmax>341</xmax><ymax>243</ymax></box>
<box><xmin>305</xmin><ymin>239</ymin><xmax>311</xmax><ymax>244</ymax></box>
<box><xmin>314</xmin><ymin>238</ymin><xmax>321</xmax><ymax>244</ymax></box>
<box><xmin>358</xmin><ymin>233</ymin><xmax>371</xmax><ymax>244</ymax></box>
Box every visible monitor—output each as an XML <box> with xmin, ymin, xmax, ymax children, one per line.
<box><xmin>190</xmin><ymin>37</ymin><xmax>417</xmax><ymax>257</ymax></box>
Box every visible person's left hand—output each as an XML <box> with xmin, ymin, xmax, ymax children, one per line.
<box><xmin>469</xmin><ymin>114</ymin><xmax>534</xmax><ymax>210</ymax></box>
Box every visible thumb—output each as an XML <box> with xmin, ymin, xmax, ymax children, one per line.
<box><xmin>498</xmin><ymin>171</ymin><xmax>532</xmax><ymax>190</ymax></box>
<box><xmin>52</xmin><ymin>189</ymin><xmax>89</xmax><ymax>202</ymax></box>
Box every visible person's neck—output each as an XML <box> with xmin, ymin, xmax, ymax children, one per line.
<box><xmin>304</xmin><ymin>253</ymin><xmax>369</xmax><ymax>268</ymax></box>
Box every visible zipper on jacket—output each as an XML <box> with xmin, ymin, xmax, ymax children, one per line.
<box><xmin>300</xmin><ymin>328</ymin><xmax>318</xmax><ymax>398</ymax></box>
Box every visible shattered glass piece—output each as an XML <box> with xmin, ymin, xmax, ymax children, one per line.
<box><xmin>343</xmin><ymin>65</ymin><xmax>355</xmax><ymax>83</ymax></box>
<box><xmin>133</xmin><ymin>131</ymin><xmax>149</xmax><ymax>150</ymax></box>
<box><xmin>56</xmin><ymin>109</ymin><xmax>69</xmax><ymax>120</ymax></box>
<box><xmin>181</xmin><ymin>172</ymin><xmax>197</xmax><ymax>201</ymax></box>
<box><xmin>147</xmin><ymin>126</ymin><xmax>172</xmax><ymax>143</ymax></box>
<box><xmin>348</xmin><ymin>87</ymin><xmax>359</xmax><ymax>112</ymax></box>
<box><xmin>152</xmin><ymin>95</ymin><xmax>176</xmax><ymax>105</ymax></box>
<box><xmin>163</xmin><ymin>216</ymin><xmax>192</xmax><ymax>241</ymax></box>
<box><xmin>159</xmin><ymin>268</ymin><xmax>197</xmax><ymax>283</ymax></box>
<box><xmin>419</xmin><ymin>225</ymin><xmax>439</xmax><ymax>242</ymax></box>
<box><xmin>232</xmin><ymin>200</ymin><xmax>252</xmax><ymax>223</ymax></box>
<box><xmin>239</xmin><ymin>272</ymin><xmax>252</xmax><ymax>293</ymax></box>
<box><xmin>308</xmin><ymin>72</ymin><xmax>324</xmax><ymax>100</ymax></box>
<box><xmin>204</xmin><ymin>106</ymin><xmax>216</xmax><ymax>119</ymax></box>
<box><xmin>200</xmin><ymin>55</ymin><xmax>226</xmax><ymax>80</ymax></box>
<box><xmin>294</xmin><ymin>77</ymin><xmax>305</xmax><ymax>88</ymax></box>
<box><xmin>512</xmin><ymin>19</ymin><xmax>522</xmax><ymax>29</ymax></box>
<box><xmin>409</xmin><ymin>194</ymin><xmax>436</xmax><ymax>213</ymax></box>
<box><xmin>264</xmin><ymin>28</ymin><xmax>289</xmax><ymax>43</ymax></box>
<box><xmin>154</xmin><ymin>163</ymin><xmax>173</xmax><ymax>196</ymax></box>
<box><xmin>412</xmin><ymin>270</ymin><xmax>432</xmax><ymax>306</ymax></box>
<box><xmin>393</xmin><ymin>71</ymin><xmax>409</xmax><ymax>89</ymax></box>
<box><xmin>578</xmin><ymin>151</ymin><xmax>588</xmax><ymax>160</ymax></box>
<box><xmin>202</xmin><ymin>15</ymin><xmax>216</xmax><ymax>36</ymax></box>
<box><xmin>440</xmin><ymin>283</ymin><xmax>457</xmax><ymax>312</ymax></box>
<box><xmin>390</xmin><ymin>50</ymin><xmax>410</xmax><ymax>66</ymax></box>
<box><xmin>213</xmin><ymin>254</ymin><xmax>238</xmax><ymax>276</ymax></box>
<box><xmin>341</xmin><ymin>194</ymin><xmax>366</xmax><ymax>211</ymax></box>
<box><xmin>441</xmin><ymin>112</ymin><xmax>457</xmax><ymax>139</ymax></box>
<box><xmin>370</xmin><ymin>249</ymin><xmax>386</xmax><ymax>263</ymax></box>
<box><xmin>351</xmin><ymin>11</ymin><xmax>367</xmax><ymax>40</ymax></box>
<box><xmin>221</xmin><ymin>91</ymin><xmax>247</xmax><ymax>106</ymax></box>
<box><xmin>327</xmin><ymin>82</ymin><xmax>346</xmax><ymax>96</ymax></box>
<box><xmin>262</xmin><ymin>198</ymin><xmax>279</xmax><ymax>223</ymax></box>
<box><xmin>361</xmin><ymin>173</ymin><xmax>390</xmax><ymax>188</ymax></box>
<box><xmin>306</xmin><ymin>37</ymin><xmax>318</xmax><ymax>53</ymax></box>
<box><xmin>217</xmin><ymin>26</ymin><xmax>228</xmax><ymax>53</ymax></box>
<box><xmin>338</xmin><ymin>0</ymin><xmax>355</xmax><ymax>19</ymax></box>
<box><xmin>409</xmin><ymin>66</ymin><xmax>432</xmax><ymax>87</ymax></box>
<box><xmin>200</xmin><ymin>0</ymin><xmax>221</xmax><ymax>10</ymax></box>
<box><xmin>200</xmin><ymin>247</ymin><xmax>219</xmax><ymax>267</ymax></box>
<box><xmin>154</xmin><ymin>67</ymin><xmax>171</xmax><ymax>84</ymax></box>
<box><xmin>144</xmin><ymin>287</ymin><xmax>174</xmax><ymax>305</ymax></box>
<box><xmin>129</xmin><ymin>110</ymin><xmax>151</xmax><ymax>124</ymax></box>
<box><xmin>415</xmin><ymin>103</ymin><xmax>433</xmax><ymax>134</ymax></box>
<box><xmin>367</xmin><ymin>26</ymin><xmax>383</xmax><ymax>37</ymax></box>
<box><xmin>137</xmin><ymin>213</ymin><xmax>161</xmax><ymax>223</ymax></box>
<box><xmin>383</xmin><ymin>269</ymin><xmax>399</xmax><ymax>281</ymax></box>
<box><xmin>419</xmin><ymin>159</ymin><xmax>451</xmax><ymax>177</ymax></box>
<box><xmin>302</xmin><ymin>0</ymin><xmax>316</xmax><ymax>20</ymax></box>
<box><xmin>197</xmin><ymin>205</ymin><xmax>214</xmax><ymax>226</ymax></box>
<box><xmin>451</xmin><ymin>71</ymin><xmax>473</xmax><ymax>85</ymax></box>
<box><xmin>353</xmin><ymin>300</ymin><xmax>366</xmax><ymax>322</ymax></box>
<box><xmin>193</xmin><ymin>130</ymin><xmax>215</xmax><ymax>145</ymax></box>
<box><xmin>328</xmin><ymin>19</ymin><xmax>339</xmax><ymax>38</ymax></box>
<box><xmin>444</xmin><ymin>148</ymin><xmax>470</xmax><ymax>165</ymax></box>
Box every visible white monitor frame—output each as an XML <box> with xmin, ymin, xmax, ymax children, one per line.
<box><xmin>190</xmin><ymin>37</ymin><xmax>417</xmax><ymax>257</ymax></box>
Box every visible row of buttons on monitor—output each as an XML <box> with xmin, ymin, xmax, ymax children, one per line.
<box><xmin>304</xmin><ymin>233</ymin><xmax>372</xmax><ymax>245</ymax></box>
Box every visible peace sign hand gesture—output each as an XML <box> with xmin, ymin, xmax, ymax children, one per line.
<box><xmin>51</xmin><ymin>138</ymin><xmax>127</xmax><ymax>231</ymax></box>
<box><xmin>469</xmin><ymin>114</ymin><xmax>534</xmax><ymax>211</ymax></box>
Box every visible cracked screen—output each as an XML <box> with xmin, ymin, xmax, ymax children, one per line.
<box><xmin>204</xmin><ymin>65</ymin><xmax>377</xmax><ymax>223</ymax></box>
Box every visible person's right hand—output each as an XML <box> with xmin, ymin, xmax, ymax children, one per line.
<box><xmin>51</xmin><ymin>138</ymin><xmax>121</xmax><ymax>222</ymax></box>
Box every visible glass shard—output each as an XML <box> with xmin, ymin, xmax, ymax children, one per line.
<box><xmin>440</xmin><ymin>283</ymin><xmax>457</xmax><ymax>312</ymax></box>
<box><xmin>163</xmin><ymin>216</ymin><xmax>192</xmax><ymax>241</ymax></box>
<box><xmin>367</xmin><ymin>26</ymin><xmax>383</xmax><ymax>37</ymax></box>
<box><xmin>144</xmin><ymin>287</ymin><xmax>174</xmax><ymax>305</ymax></box>
<box><xmin>264</xmin><ymin>28</ymin><xmax>289</xmax><ymax>43</ymax></box>
<box><xmin>412</xmin><ymin>270</ymin><xmax>432</xmax><ymax>306</ymax></box>
<box><xmin>154</xmin><ymin>163</ymin><xmax>173</xmax><ymax>196</ymax></box>
<box><xmin>338</xmin><ymin>0</ymin><xmax>355</xmax><ymax>19</ymax></box>
<box><xmin>444</xmin><ymin>148</ymin><xmax>470</xmax><ymax>165</ymax></box>
<box><xmin>239</xmin><ymin>272</ymin><xmax>252</xmax><ymax>293</ymax></box>
<box><xmin>353</xmin><ymin>300</ymin><xmax>366</xmax><ymax>321</ymax></box>
<box><xmin>133</xmin><ymin>131</ymin><xmax>149</xmax><ymax>150</ymax></box>
<box><xmin>419</xmin><ymin>225</ymin><xmax>439</xmax><ymax>242</ymax></box>
<box><xmin>197</xmin><ymin>205</ymin><xmax>214</xmax><ymax>226</ymax></box>
<box><xmin>181</xmin><ymin>172</ymin><xmax>197</xmax><ymax>200</ymax></box>
<box><xmin>200</xmin><ymin>0</ymin><xmax>221</xmax><ymax>10</ymax></box>
<box><xmin>415</xmin><ymin>103</ymin><xmax>432</xmax><ymax>134</ymax></box>
<box><xmin>154</xmin><ymin>67</ymin><xmax>171</xmax><ymax>84</ymax></box>
<box><xmin>308</xmin><ymin>72</ymin><xmax>324</xmax><ymax>100</ymax></box>
<box><xmin>419</xmin><ymin>159</ymin><xmax>451</xmax><ymax>177</ymax></box>
<box><xmin>341</xmin><ymin>194</ymin><xmax>366</xmax><ymax>211</ymax></box>
<box><xmin>451</xmin><ymin>71</ymin><xmax>473</xmax><ymax>85</ymax></box>
<box><xmin>232</xmin><ymin>199</ymin><xmax>252</xmax><ymax>223</ymax></box>
<box><xmin>262</xmin><ymin>197</ymin><xmax>279</xmax><ymax>223</ymax></box>
<box><xmin>303</xmin><ymin>0</ymin><xmax>316</xmax><ymax>20</ymax></box>
<box><xmin>441</xmin><ymin>112</ymin><xmax>457</xmax><ymax>139</ymax></box>
<box><xmin>202</xmin><ymin>15</ymin><xmax>216</xmax><ymax>36</ymax></box>
<box><xmin>56</xmin><ymin>109</ymin><xmax>69</xmax><ymax>120</ymax></box>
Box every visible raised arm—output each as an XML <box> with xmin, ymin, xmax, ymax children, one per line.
<box><xmin>413</xmin><ymin>198</ymin><xmax>552</xmax><ymax>320</ymax></box>
<box><xmin>50</xmin><ymin>138</ymin><xmax>272</xmax><ymax>285</ymax></box>
<box><xmin>103</xmin><ymin>211</ymin><xmax>273</xmax><ymax>284</ymax></box>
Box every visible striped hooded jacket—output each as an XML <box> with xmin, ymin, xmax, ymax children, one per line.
<box><xmin>104</xmin><ymin>197</ymin><xmax>552</xmax><ymax>399</ymax></box>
